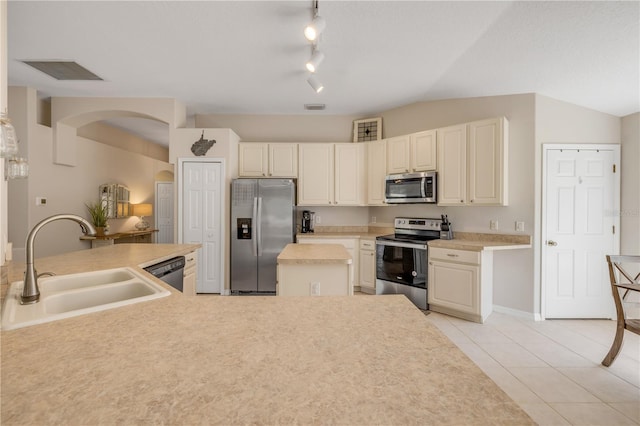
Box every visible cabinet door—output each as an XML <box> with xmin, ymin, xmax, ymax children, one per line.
<box><xmin>386</xmin><ymin>135</ymin><xmax>410</xmax><ymax>174</ymax></box>
<box><xmin>335</xmin><ymin>143</ymin><xmax>366</xmax><ymax>206</ymax></box>
<box><xmin>359</xmin><ymin>248</ymin><xmax>376</xmax><ymax>290</ymax></box>
<box><xmin>428</xmin><ymin>259</ymin><xmax>479</xmax><ymax>315</ymax></box>
<box><xmin>411</xmin><ymin>130</ymin><xmax>437</xmax><ymax>172</ymax></box>
<box><xmin>468</xmin><ymin>117</ymin><xmax>508</xmax><ymax>205</ymax></box>
<box><xmin>298</xmin><ymin>144</ymin><xmax>334</xmax><ymax>205</ymax></box>
<box><xmin>239</xmin><ymin>143</ymin><xmax>268</xmax><ymax>177</ymax></box>
<box><xmin>437</xmin><ymin>124</ymin><xmax>467</xmax><ymax>206</ymax></box>
<box><xmin>367</xmin><ymin>139</ymin><xmax>387</xmax><ymax>205</ymax></box>
<box><xmin>269</xmin><ymin>143</ymin><xmax>298</xmax><ymax>178</ymax></box>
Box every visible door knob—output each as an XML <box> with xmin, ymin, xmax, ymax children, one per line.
<box><xmin>547</xmin><ymin>240</ymin><xmax>558</xmax><ymax>246</ymax></box>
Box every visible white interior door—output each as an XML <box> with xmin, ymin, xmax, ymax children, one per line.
<box><xmin>182</xmin><ymin>161</ymin><xmax>223</xmax><ymax>293</ymax></box>
<box><xmin>543</xmin><ymin>146</ymin><xmax>619</xmax><ymax>318</ymax></box>
<box><xmin>155</xmin><ymin>182</ymin><xmax>174</xmax><ymax>244</ymax></box>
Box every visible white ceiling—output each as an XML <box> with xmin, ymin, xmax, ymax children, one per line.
<box><xmin>7</xmin><ymin>1</ymin><xmax>640</xmax><ymax>147</ymax></box>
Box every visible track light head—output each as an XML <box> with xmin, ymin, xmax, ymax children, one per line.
<box><xmin>307</xmin><ymin>75</ymin><xmax>324</xmax><ymax>93</ymax></box>
<box><xmin>304</xmin><ymin>15</ymin><xmax>326</xmax><ymax>42</ymax></box>
<box><xmin>305</xmin><ymin>50</ymin><xmax>325</xmax><ymax>73</ymax></box>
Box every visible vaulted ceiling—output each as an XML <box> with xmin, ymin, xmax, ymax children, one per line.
<box><xmin>7</xmin><ymin>1</ymin><xmax>639</xmax><ymax>145</ymax></box>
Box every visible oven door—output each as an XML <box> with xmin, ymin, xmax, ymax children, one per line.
<box><xmin>375</xmin><ymin>240</ymin><xmax>427</xmax><ymax>289</ymax></box>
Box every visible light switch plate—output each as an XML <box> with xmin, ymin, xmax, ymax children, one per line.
<box><xmin>515</xmin><ymin>221</ymin><xmax>525</xmax><ymax>232</ymax></box>
<box><xmin>490</xmin><ymin>220</ymin><xmax>498</xmax><ymax>230</ymax></box>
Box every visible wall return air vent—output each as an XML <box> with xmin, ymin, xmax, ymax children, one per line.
<box><xmin>304</xmin><ymin>103</ymin><xmax>326</xmax><ymax>111</ymax></box>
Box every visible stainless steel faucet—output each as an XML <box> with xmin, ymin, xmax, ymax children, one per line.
<box><xmin>21</xmin><ymin>214</ymin><xmax>97</xmax><ymax>304</ymax></box>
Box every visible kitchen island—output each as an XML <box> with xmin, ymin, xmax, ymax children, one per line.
<box><xmin>1</xmin><ymin>245</ymin><xmax>533</xmax><ymax>425</ymax></box>
<box><xmin>277</xmin><ymin>243</ymin><xmax>352</xmax><ymax>296</ymax></box>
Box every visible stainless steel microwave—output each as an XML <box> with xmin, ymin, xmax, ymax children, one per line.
<box><xmin>384</xmin><ymin>171</ymin><xmax>437</xmax><ymax>204</ymax></box>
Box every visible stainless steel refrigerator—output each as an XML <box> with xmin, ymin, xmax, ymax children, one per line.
<box><xmin>231</xmin><ymin>179</ymin><xmax>296</xmax><ymax>293</ymax></box>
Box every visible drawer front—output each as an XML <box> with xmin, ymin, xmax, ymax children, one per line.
<box><xmin>429</xmin><ymin>247</ymin><xmax>480</xmax><ymax>264</ymax></box>
<box><xmin>360</xmin><ymin>239</ymin><xmax>375</xmax><ymax>250</ymax></box>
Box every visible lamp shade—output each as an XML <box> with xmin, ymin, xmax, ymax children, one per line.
<box><xmin>132</xmin><ymin>203</ymin><xmax>152</xmax><ymax>217</ymax></box>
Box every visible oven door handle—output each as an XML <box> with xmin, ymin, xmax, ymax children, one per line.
<box><xmin>376</xmin><ymin>240</ymin><xmax>427</xmax><ymax>250</ymax></box>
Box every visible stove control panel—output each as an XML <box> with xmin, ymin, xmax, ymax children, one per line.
<box><xmin>394</xmin><ymin>217</ymin><xmax>442</xmax><ymax>231</ymax></box>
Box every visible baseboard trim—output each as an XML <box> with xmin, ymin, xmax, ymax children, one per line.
<box><xmin>492</xmin><ymin>304</ymin><xmax>540</xmax><ymax>321</ymax></box>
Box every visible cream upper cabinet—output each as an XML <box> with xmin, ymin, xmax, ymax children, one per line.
<box><xmin>298</xmin><ymin>143</ymin><xmax>366</xmax><ymax>206</ymax></box>
<box><xmin>239</xmin><ymin>143</ymin><xmax>268</xmax><ymax>177</ymax></box>
<box><xmin>367</xmin><ymin>139</ymin><xmax>387</xmax><ymax>206</ymax></box>
<box><xmin>298</xmin><ymin>143</ymin><xmax>334</xmax><ymax>205</ymax></box>
<box><xmin>437</xmin><ymin>124</ymin><xmax>467</xmax><ymax>205</ymax></box>
<box><xmin>239</xmin><ymin>143</ymin><xmax>298</xmax><ymax>178</ymax></box>
<box><xmin>468</xmin><ymin>117</ymin><xmax>508</xmax><ymax>206</ymax></box>
<box><xmin>437</xmin><ymin>117</ymin><xmax>508</xmax><ymax>206</ymax></box>
<box><xmin>334</xmin><ymin>143</ymin><xmax>366</xmax><ymax>206</ymax></box>
<box><xmin>411</xmin><ymin>130</ymin><xmax>437</xmax><ymax>172</ymax></box>
<box><xmin>269</xmin><ymin>143</ymin><xmax>298</xmax><ymax>177</ymax></box>
<box><xmin>386</xmin><ymin>135</ymin><xmax>411</xmax><ymax>174</ymax></box>
<box><xmin>386</xmin><ymin>131</ymin><xmax>437</xmax><ymax>175</ymax></box>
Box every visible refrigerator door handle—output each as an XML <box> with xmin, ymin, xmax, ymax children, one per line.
<box><xmin>256</xmin><ymin>196</ymin><xmax>263</xmax><ymax>256</ymax></box>
<box><xmin>252</xmin><ymin>196</ymin><xmax>258</xmax><ymax>256</ymax></box>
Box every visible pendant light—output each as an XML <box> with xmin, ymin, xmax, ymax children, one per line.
<box><xmin>305</xmin><ymin>49</ymin><xmax>325</xmax><ymax>73</ymax></box>
<box><xmin>307</xmin><ymin>75</ymin><xmax>324</xmax><ymax>93</ymax></box>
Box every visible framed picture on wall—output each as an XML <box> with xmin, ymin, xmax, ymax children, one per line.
<box><xmin>353</xmin><ymin>117</ymin><xmax>382</xmax><ymax>142</ymax></box>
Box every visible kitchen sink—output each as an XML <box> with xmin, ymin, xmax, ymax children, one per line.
<box><xmin>1</xmin><ymin>267</ymin><xmax>170</xmax><ymax>330</ymax></box>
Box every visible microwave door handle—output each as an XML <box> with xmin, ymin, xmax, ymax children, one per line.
<box><xmin>420</xmin><ymin>178</ymin><xmax>427</xmax><ymax>199</ymax></box>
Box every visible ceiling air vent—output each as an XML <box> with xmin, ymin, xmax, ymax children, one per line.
<box><xmin>304</xmin><ymin>103</ymin><xmax>326</xmax><ymax>111</ymax></box>
<box><xmin>22</xmin><ymin>61</ymin><xmax>103</xmax><ymax>81</ymax></box>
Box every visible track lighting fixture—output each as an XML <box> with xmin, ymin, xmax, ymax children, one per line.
<box><xmin>305</xmin><ymin>49</ymin><xmax>325</xmax><ymax>73</ymax></box>
<box><xmin>307</xmin><ymin>75</ymin><xmax>324</xmax><ymax>93</ymax></box>
<box><xmin>304</xmin><ymin>15</ymin><xmax>326</xmax><ymax>42</ymax></box>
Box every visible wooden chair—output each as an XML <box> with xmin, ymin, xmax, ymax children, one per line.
<box><xmin>602</xmin><ymin>255</ymin><xmax>640</xmax><ymax>367</ymax></box>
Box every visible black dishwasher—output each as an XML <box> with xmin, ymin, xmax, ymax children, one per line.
<box><xmin>144</xmin><ymin>256</ymin><xmax>186</xmax><ymax>292</ymax></box>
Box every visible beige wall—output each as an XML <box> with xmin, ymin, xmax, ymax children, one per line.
<box><xmin>78</xmin><ymin>122</ymin><xmax>169</xmax><ymax>162</ymax></box>
<box><xmin>374</xmin><ymin>94</ymin><xmax>537</xmax><ymax>315</ymax></box>
<box><xmin>7</xmin><ymin>88</ymin><xmax>174</xmax><ymax>262</ymax></box>
<box><xmin>195</xmin><ymin>114</ymin><xmax>360</xmax><ymax>143</ymax></box>
<box><xmin>621</xmin><ymin>112</ymin><xmax>640</xmax><ymax>255</ymax></box>
<box><xmin>534</xmin><ymin>94</ymin><xmax>622</xmax><ymax>316</ymax></box>
<box><xmin>170</xmin><ymin>128</ymin><xmax>240</xmax><ymax>291</ymax></box>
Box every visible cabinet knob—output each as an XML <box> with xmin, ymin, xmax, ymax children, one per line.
<box><xmin>460</xmin><ymin>200</ymin><xmax>464</xmax><ymax>203</ymax></box>
<box><xmin>262</xmin><ymin>173</ymin><xmax>266</xmax><ymax>176</ymax></box>
<box><xmin>470</xmin><ymin>199</ymin><xmax>474</xmax><ymax>203</ymax></box>
<box><xmin>547</xmin><ymin>240</ymin><xmax>558</xmax><ymax>246</ymax></box>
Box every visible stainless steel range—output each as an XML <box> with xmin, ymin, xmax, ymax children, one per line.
<box><xmin>375</xmin><ymin>217</ymin><xmax>443</xmax><ymax>310</ymax></box>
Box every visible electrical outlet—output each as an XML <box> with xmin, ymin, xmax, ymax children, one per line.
<box><xmin>490</xmin><ymin>220</ymin><xmax>498</xmax><ymax>230</ymax></box>
<box><xmin>371</xmin><ymin>216</ymin><xmax>377</xmax><ymax>224</ymax></box>
<box><xmin>310</xmin><ymin>281</ymin><xmax>321</xmax><ymax>296</ymax></box>
<box><xmin>315</xmin><ymin>215</ymin><xmax>321</xmax><ymax>224</ymax></box>
<box><xmin>35</xmin><ymin>197</ymin><xmax>47</xmax><ymax>206</ymax></box>
<box><xmin>515</xmin><ymin>221</ymin><xmax>525</xmax><ymax>232</ymax></box>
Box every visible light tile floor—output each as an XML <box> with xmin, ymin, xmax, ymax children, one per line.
<box><xmin>424</xmin><ymin>311</ymin><xmax>640</xmax><ymax>425</ymax></box>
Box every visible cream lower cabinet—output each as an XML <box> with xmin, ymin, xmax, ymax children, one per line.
<box><xmin>428</xmin><ymin>247</ymin><xmax>493</xmax><ymax>323</ymax></box>
<box><xmin>298</xmin><ymin>237</ymin><xmax>358</xmax><ymax>291</ymax></box>
<box><xmin>359</xmin><ymin>239</ymin><xmax>376</xmax><ymax>294</ymax></box>
<box><xmin>437</xmin><ymin>117</ymin><xmax>508</xmax><ymax>206</ymax></box>
<box><xmin>238</xmin><ymin>143</ymin><xmax>298</xmax><ymax>178</ymax></box>
<box><xmin>182</xmin><ymin>250</ymin><xmax>198</xmax><ymax>296</ymax></box>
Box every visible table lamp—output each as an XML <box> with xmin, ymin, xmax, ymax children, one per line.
<box><xmin>132</xmin><ymin>203</ymin><xmax>152</xmax><ymax>230</ymax></box>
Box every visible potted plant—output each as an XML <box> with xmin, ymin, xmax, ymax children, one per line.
<box><xmin>85</xmin><ymin>201</ymin><xmax>109</xmax><ymax>236</ymax></box>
